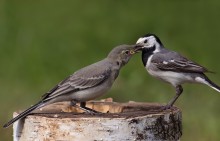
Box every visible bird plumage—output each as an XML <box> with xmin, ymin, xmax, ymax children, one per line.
<box><xmin>3</xmin><ymin>44</ymin><xmax>138</xmax><ymax>128</ymax></box>
<box><xmin>149</xmin><ymin>49</ymin><xmax>210</xmax><ymax>73</ymax></box>
<box><xmin>136</xmin><ymin>34</ymin><xmax>220</xmax><ymax>109</ymax></box>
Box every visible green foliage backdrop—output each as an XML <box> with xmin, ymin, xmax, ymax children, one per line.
<box><xmin>1</xmin><ymin>1</ymin><xmax>220</xmax><ymax>140</ymax></box>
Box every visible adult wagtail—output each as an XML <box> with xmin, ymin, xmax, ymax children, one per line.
<box><xmin>135</xmin><ymin>33</ymin><xmax>220</xmax><ymax>109</ymax></box>
<box><xmin>3</xmin><ymin>44</ymin><xmax>139</xmax><ymax>128</ymax></box>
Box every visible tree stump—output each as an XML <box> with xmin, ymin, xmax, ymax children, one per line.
<box><xmin>13</xmin><ymin>98</ymin><xmax>182</xmax><ymax>141</ymax></box>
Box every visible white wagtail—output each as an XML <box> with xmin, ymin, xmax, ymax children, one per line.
<box><xmin>135</xmin><ymin>33</ymin><xmax>220</xmax><ymax>109</ymax></box>
<box><xmin>3</xmin><ymin>44</ymin><xmax>140</xmax><ymax>128</ymax></box>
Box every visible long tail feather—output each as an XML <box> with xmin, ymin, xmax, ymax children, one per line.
<box><xmin>3</xmin><ymin>101</ymin><xmax>43</xmax><ymax>128</ymax></box>
<box><xmin>206</xmin><ymin>79</ymin><xmax>220</xmax><ymax>92</ymax></box>
<box><xmin>201</xmin><ymin>75</ymin><xmax>220</xmax><ymax>93</ymax></box>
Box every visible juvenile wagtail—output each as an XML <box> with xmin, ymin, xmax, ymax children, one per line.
<box><xmin>3</xmin><ymin>44</ymin><xmax>140</xmax><ymax>128</ymax></box>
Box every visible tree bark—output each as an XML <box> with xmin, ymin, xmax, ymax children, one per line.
<box><xmin>13</xmin><ymin>98</ymin><xmax>182</xmax><ymax>141</ymax></box>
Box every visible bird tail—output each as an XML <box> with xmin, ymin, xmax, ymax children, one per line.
<box><xmin>203</xmin><ymin>75</ymin><xmax>220</xmax><ymax>93</ymax></box>
<box><xmin>3</xmin><ymin>101</ymin><xmax>43</xmax><ymax>128</ymax></box>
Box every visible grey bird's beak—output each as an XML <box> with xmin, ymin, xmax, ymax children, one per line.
<box><xmin>131</xmin><ymin>44</ymin><xmax>144</xmax><ymax>53</ymax></box>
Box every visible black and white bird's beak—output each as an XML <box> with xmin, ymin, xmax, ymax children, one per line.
<box><xmin>131</xmin><ymin>44</ymin><xmax>144</xmax><ymax>53</ymax></box>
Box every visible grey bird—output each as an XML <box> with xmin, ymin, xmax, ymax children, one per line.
<box><xmin>3</xmin><ymin>44</ymin><xmax>139</xmax><ymax>128</ymax></box>
<box><xmin>135</xmin><ymin>33</ymin><xmax>220</xmax><ymax>109</ymax></box>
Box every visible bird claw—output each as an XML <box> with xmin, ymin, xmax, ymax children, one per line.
<box><xmin>161</xmin><ymin>104</ymin><xmax>173</xmax><ymax>110</ymax></box>
<box><xmin>85</xmin><ymin>109</ymin><xmax>102</xmax><ymax>115</ymax></box>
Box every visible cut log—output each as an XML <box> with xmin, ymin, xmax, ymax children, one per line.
<box><xmin>13</xmin><ymin>98</ymin><xmax>182</xmax><ymax>141</ymax></box>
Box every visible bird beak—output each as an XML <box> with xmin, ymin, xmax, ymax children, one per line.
<box><xmin>131</xmin><ymin>44</ymin><xmax>144</xmax><ymax>54</ymax></box>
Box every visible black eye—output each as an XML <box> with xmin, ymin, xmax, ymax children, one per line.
<box><xmin>124</xmin><ymin>50</ymin><xmax>129</xmax><ymax>55</ymax></box>
<box><xmin>144</xmin><ymin>39</ymin><xmax>148</xmax><ymax>43</ymax></box>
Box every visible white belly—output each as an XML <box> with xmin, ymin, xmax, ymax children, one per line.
<box><xmin>147</xmin><ymin>67</ymin><xmax>194</xmax><ymax>86</ymax></box>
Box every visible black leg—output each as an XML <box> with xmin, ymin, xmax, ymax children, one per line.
<box><xmin>70</xmin><ymin>101</ymin><xmax>100</xmax><ymax>114</ymax></box>
<box><xmin>80</xmin><ymin>102</ymin><xmax>101</xmax><ymax>114</ymax></box>
<box><xmin>164</xmin><ymin>85</ymin><xmax>183</xmax><ymax>110</ymax></box>
<box><xmin>80</xmin><ymin>102</ymin><xmax>86</xmax><ymax>108</ymax></box>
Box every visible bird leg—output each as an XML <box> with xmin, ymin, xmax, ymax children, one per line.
<box><xmin>70</xmin><ymin>101</ymin><xmax>100</xmax><ymax>114</ymax></box>
<box><xmin>80</xmin><ymin>102</ymin><xmax>101</xmax><ymax>114</ymax></box>
<box><xmin>164</xmin><ymin>85</ymin><xmax>183</xmax><ymax>110</ymax></box>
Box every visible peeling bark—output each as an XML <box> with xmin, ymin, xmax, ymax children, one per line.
<box><xmin>13</xmin><ymin>99</ymin><xmax>182</xmax><ymax>141</ymax></box>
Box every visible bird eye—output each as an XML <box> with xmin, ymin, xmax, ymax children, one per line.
<box><xmin>122</xmin><ymin>50</ymin><xmax>130</xmax><ymax>55</ymax></box>
<box><xmin>144</xmin><ymin>39</ymin><xmax>148</xmax><ymax>43</ymax></box>
<box><xmin>124</xmin><ymin>50</ymin><xmax>130</xmax><ymax>55</ymax></box>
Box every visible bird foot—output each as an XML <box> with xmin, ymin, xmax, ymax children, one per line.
<box><xmin>83</xmin><ymin>107</ymin><xmax>102</xmax><ymax>115</ymax></box>
<box><xmin>70</xmin><ymin>102</ymin><xmax>102</xmax><ymax>115</ymax></box>
<box><xmin>161</xmin><ymin>104</ymin><xmax>174</xmax><ymax>110</ymax></box>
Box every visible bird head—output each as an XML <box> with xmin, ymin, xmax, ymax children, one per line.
<box><xmin>107</xmin><ymin>44</ymin><xmax>142</xmax><ymax>67</ymax></box>
<box><xmin>135</xmin><ymin>33</ymin><xmax>164</xmax><ymax>53</ymax></box>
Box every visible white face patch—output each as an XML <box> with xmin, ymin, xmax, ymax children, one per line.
<box><xmin>137</xmin><ymin>36</ymin><xmax>161</xmax><ymax>51</ymax></box>
<box><xmin>136</xmin><ymin>36</ymin><xmax>156</xmax><ymax>48</ymax></box>
<box><xmin>170</xmin><ymin>59</ymin><xmax>175</xmax><ymax>62</ymax></box>
<box><xmin>136</xmin><ymin>37</ymin><xmax>145</xmax><ymax>44</ymax></box>
<box><xmin>147</xmin><ymin>36</ymin><xmax>157</xmax><ymax>47</ymax></box>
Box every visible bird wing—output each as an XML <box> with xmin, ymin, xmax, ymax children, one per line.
<box><xmin>41</xmin><ymin>62</ymin><xmax>111</xmax><ymax>101</ymax></box>
<box><xmin>151</xmin><ymin>51</ymin><xmax>209</xmax><ymax>73</ymax></box>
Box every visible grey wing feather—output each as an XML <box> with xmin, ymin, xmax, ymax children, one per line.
<box><xmin>41</xmin><ymin>62</ymin><xmax>111</xmax><ymax>101</ymax></box>
<box><xmin>152</xmin><ymin>51</ymin><xmax>209</xmax><ymax>73</ymax></box>
<box><xmin>41</xmin><ymin>76</ymin><xmax>71</xmax><ymax>99</ymax></box>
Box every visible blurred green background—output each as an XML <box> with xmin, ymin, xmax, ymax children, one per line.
<box><xmin>1</xmin><ymin>0</ymin><xmax>220</xmax><ymax>140</ymax></box>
